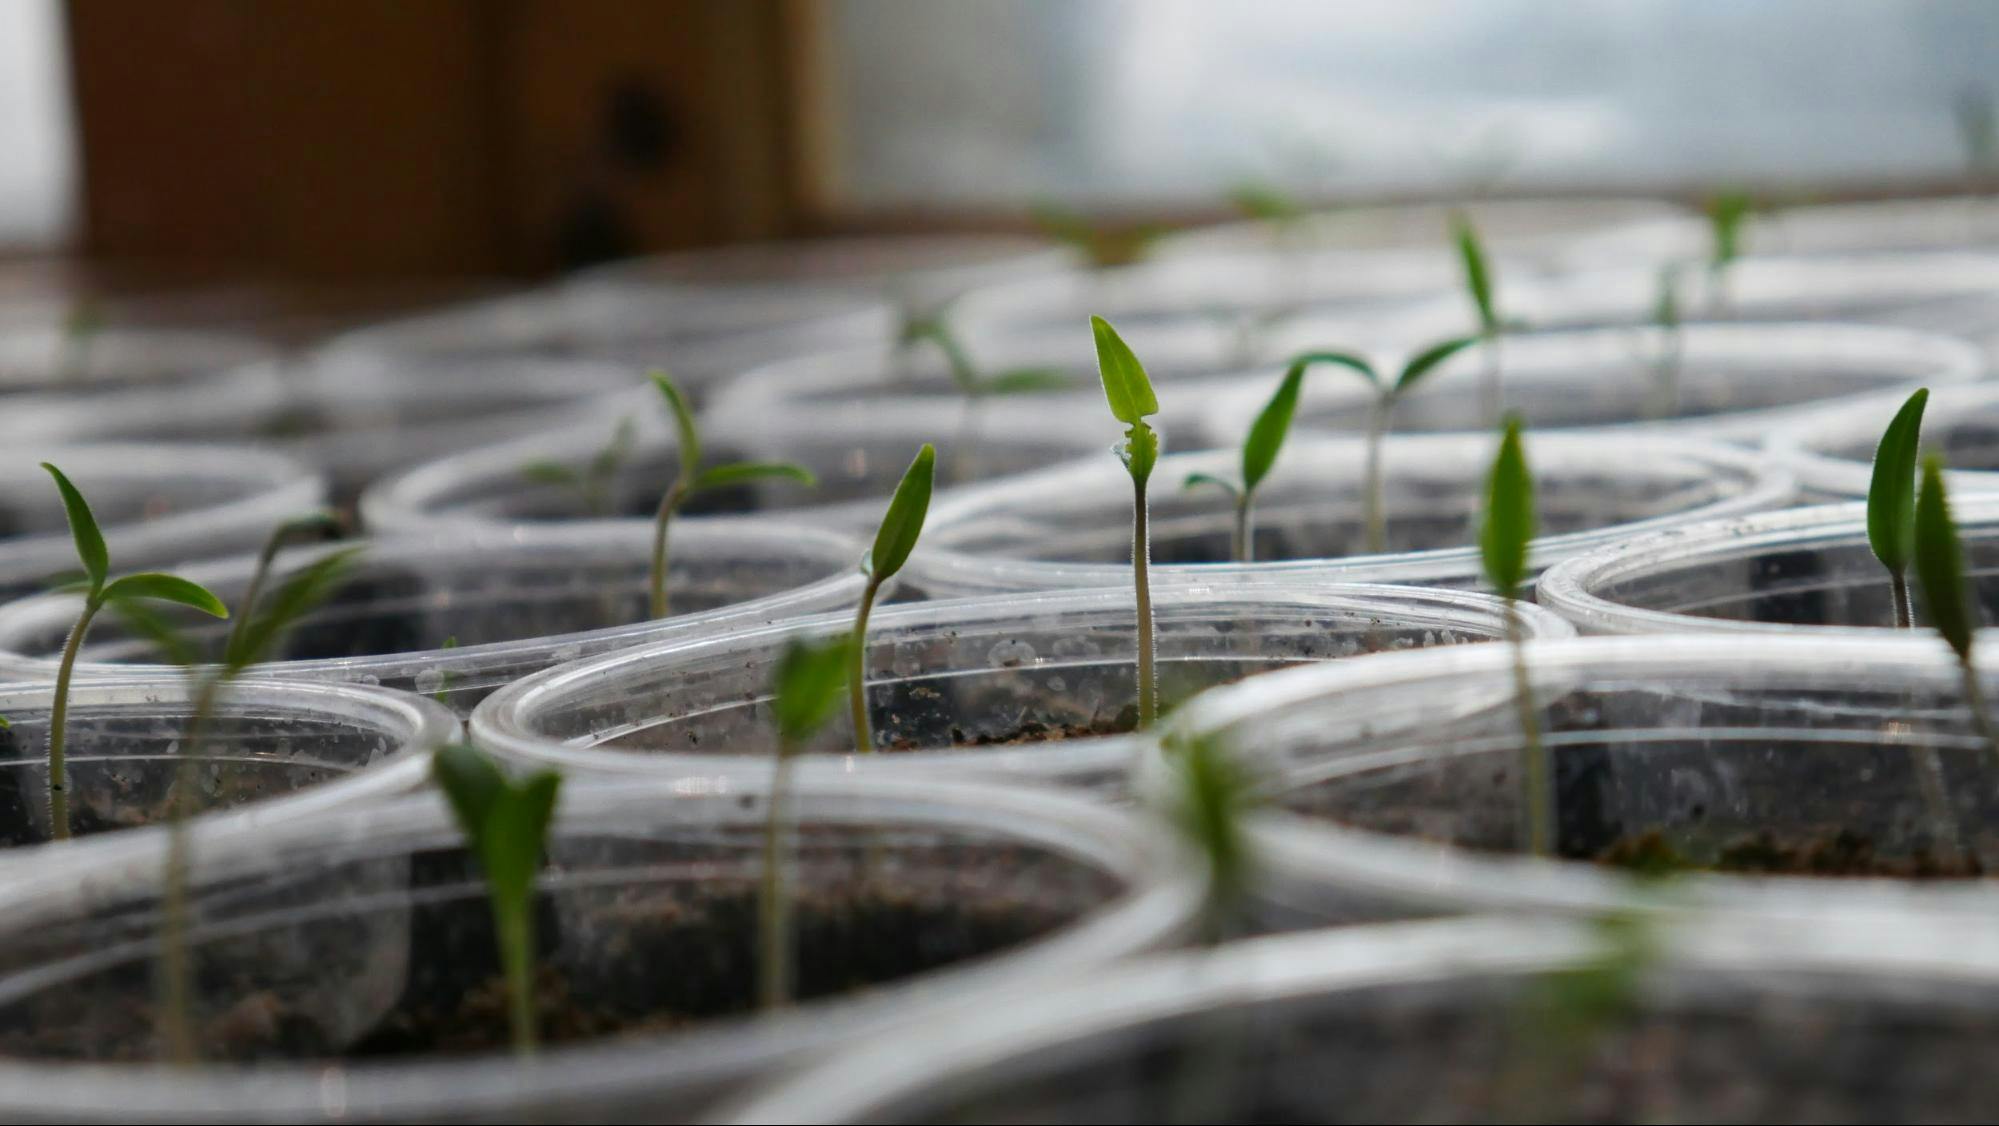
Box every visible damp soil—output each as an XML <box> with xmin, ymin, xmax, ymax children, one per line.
<box><xmin>886</xmin><ymin>707</ymin><xmax>1140</xmax><ymax>753</ymax></box>
<box><xmin>1595</xmin><ymin>828</ymin><xmax>1985</xmax><ymax>879</ymax></box>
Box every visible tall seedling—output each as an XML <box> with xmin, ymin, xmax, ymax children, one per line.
<box><xmin>1182</xmin><ymin>362</ymin><xmax>1307</xmax><ymax>563</ymax></box>
<box><xmin>762</xmin><ymin>636</ymin><xmax>851</xmax><ymax>1008</ymax></box>
<box><xmin>1480</xmin><ymin>419</ymin><xmax>1551</xmax><ymax>856</ymax></box>
<box><xmin>1451</xmin><ymin>212</ymin><xmax>1506</xmax><ymax>425</ymax></box>
<box><xmin>40</xmin><ymin>464</ymin><xmax>229</xmax><ymax>841</ymax></box>
<box><xmin>1093</xmin><ymin>316</ymin><xmax>1162</xmax><ymax>728</ymax></box>
<box><xmin>1867</xmin><ymin>388</ymin><xmax>1930</xmax><ymax>628</ymax></box>
<box><xmin>434</xmin><ymin>744</ymin><xmax>562</xmax><ymax>1056</ymax></box>
<box><xmin>847</xmin><ymin>444</ymin><xmax>935</xmax><ymax>754</ymax></box>
<box><xmin>648</xmin><ymin>373</ymin><xmax>816</xmax><ymax>618</ymax></box>
<box><xmin>1914</xmin><ymin>455</ymin><xmax>1999</xmax><ymax>760</ymax></box>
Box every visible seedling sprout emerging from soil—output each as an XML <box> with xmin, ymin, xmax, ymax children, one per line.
<box><xmin>1867</xmin><ymin>388</ymin><xmax>1930</xmax><ymax>629</ymax></box>
<box><xmin>763</xmin><ymin>635</ymin><xmax>852</xmax><ymax>1009</ymax></box>
<box><xmin>648</xmin><ymin>373</ymin><xmax>816</xmax><ymax>619</ymax></box>
<box><xmin>848</xmin><ymin>443</ymin><xmax>935</xmax><ymax>754</ymax></box>
<box><xmin>40</xmin><ymin>463</ymin><xmax>229</xmax><ymax>842</ymax></box>
<box><xmin>1913</xmin><ymin>455</ymin><xmax>1999</xmax><ymax>760</ymax></box>
<box><xmin>1093</xmin><ymin>315</ymin><xmax>1162</xmax><ymax>729</ymax></box>
<box><xmin>1182</xmin><ymin>362</ymin><xmax>1305</xmax><ymax>563</ymax></box>
<box><xmin>1285</xmin><ymin>336</ymin><xmax>1477</xmax><ymax>554</ymax></box>
<box><xmin>520</xmin><ymin>414</ymin><xmax>637</xmax><ymax>518</ymax></box>
<box><xmin>1479</xmin><ymin>418</ymin><xmax>1551</xmax><ymax>857</ymax></box>
<box><xmin>434</xmin><ymin>744</ymin><xmax>562</xmax><ymax>1057</ymax></box>
<box><xmin>1451</xmin><ymin>211</ymin><xmax>1506</xmax><ymax>424</ymax></box>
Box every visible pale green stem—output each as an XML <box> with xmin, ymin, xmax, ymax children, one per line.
<box><xmin>47</xmin><ymin>596</ymin><xmax>101</xmax><ymax>842</ymax></box>
<box><xmin>1478</xmin><ymin>330</ymin><xmax>1503</xmax><ymax>427</ymax></box>
<box><xmin>1507</xmin><ymin>600</ymin><xmax>1551</xmax><ymax>857</ymax></box>
<box><xmin>848</xmin><ymin>579</ymin><xmax>881</xmax><ymax>755</ymax></box>
<box><xmin>1232</xmin><ymin>493</ymin><xmax>1252</xmax><ymax>564</ymax></box>
<box><xmin>1891</xmin><ymin>571</ymin><xmax>1914</xmax><ymax>631</ymax></box>
<box><xmin>498</xmin><ymin>888</ymin><xmax>538</xmax><ymax>1055</ymax></box>
<box><xmin>1135</xmin><ymin>477</ymin><xmax>1156</xmax><ymax>729</ymax></box>
<box><xmin>1362</xmin><ymin>395</ymin><xmax>1391</xmax><ymax>555</ymax></box>
<box><xmin>953</xmin><ymin>392</ymin><xmax>985</xmax><ymax>485</ymax></box>
<box><xmin>157</xmin><ymin>674</ymin><xmax>222</xmax><ymax>1065</ymax></box>
<box><xmin>1647</xmin><ymin>330</ymin><xmax>1682</xmax><ymax>421</ymax></box>
<box><xmin>1960</xmin><ymin>656</ymin><xmax>1999</xmax><ymax>765</ymax></box>
<box><xmin>649</xmin><ymin>484</ymin><xmax>685</xmax><ymax>620</ymax></box>
<box><xmin>758</xmin><ymin>746</ymin><xmax>797</xmax><ymax>1010</ymax></box>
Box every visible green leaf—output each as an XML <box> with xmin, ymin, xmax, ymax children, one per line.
<box><xmin>590</xmin><ymin>416</ymin><xmax>638</xmax><ymax>480</ymax></box>
<box><xmin>863</xmin><ymin>444</ymin><xmax>935</xmax><ymax>582</ymax></box>
<box><xmin>1867</xmin><ymin>387</ymin><xmax>1930</xmax><ymax>577</ymax></box>
<box><xmin>520</xmin><ymin>461</ymin><xmax>581</xmax><ymax>489</ymax></box>
<box><xmin>1708</xmin><ymin>191</ymin><xmax>1752</xmax><ymax>268</ymax></box>
<box><xmin>1091</xmin><ymin>316</ymin><xmax>1159</xmax><ymax>425</ymax></box>
<box><xmin>1241</xmin><ymin>365</ymin><xmax>1303</xmax><ymax>493</ymax></box>
<box><xmin>1181</xmin><ymin>471</ymin><xmax>1240</xmax><ymax>499</ymax></box>
<box><xmin>109</xmin><ymin>599</ymin><xmax>202</xmax><ymax>668</ymax></box>
<box><xmin>1287</xmin><ymin>350</ymin><xmax>1378</xmax><ymax>390</ymax></box>
<box><xmin>434</xmin><ymin>742</ymin><xmax>507</xmax><ymax>839</ymax></box>
<box><xmin>979</xmin><ymin>367</ymin><xmax>1072</xmax><ymax>395</ymax></box>
<box><xmin>651</xmin><ymin>372</ymin><xmax>701</xmax><ymax>482</ymax></box>
<box><xmin>1119</xmin><ymin>422</ymin><xmax>1159</xmax><ymax>485</ymax></box>
<box><xmin>1162</xmin><ymin>732</ymin><xmax>1255</xmax><ymax>939</ymax></box>
<box><xmin>1227</xmin><ymin>182</ymin><xmax>1303</xmax><ymax>223</ymax></box>
<box><xmin>41</xmin><ymin>463</ymin><xmax>106</xmax><ymax>592</ymax></box>
<box><xmin>1479</xmin><ymin>416</ymin><xmax>1536</xmax><ymax>598</ymax></box>
<box><xmin>1915</xmin><ymin>455</ymin><xmax>1979</xmax><ymax>662</ymax></box>
<box><xmin>101</xmin><ymin>573</ymin><xmax>229</xmax><ymax>618</ymax></box>
<box><xmin>771</xmin><ymin>636</ymin><xmax>852</xmax><ymax>748</ymax></box>
<box><xmin>225</xmin><ymin>547</ymin><xmax>364</xmax><ymax>671</ymax></box>
<box><xmin>484</xmin><ymin>771</ymin><xmax>563</xmax><ymax>899</ymax></box>
<box><xmin>691</xmin><ymin>461</ymin><xmax>817</xmax><ymax>493</ymax></box>
<box><xmin>1451</xmin><ymin>213</ymin><xmax>1497</xmax><ymax>333</ymax></box>
<box><xmin>1396</xmin><ymin>335</ymin><xmax>1479</xmax><ymax>394</ymax></box>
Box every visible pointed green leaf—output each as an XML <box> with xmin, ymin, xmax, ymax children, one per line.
<box><xmin>1451</xmin><ymin>213</ymin><xmax>1497</xmax><ymax>333</ymax></box>
<box><xmin>1287</xmin><ymin>350</ymin><xmax>1378</xmax><ymax>390</ymax></box>
<box><xmin>101</xmin><ymin>573</ymin><xmax>229</xmax><ymax>618</ymax></box>
<box><xmin>1091</xmin><ymin>316</ymin><xmax>1159</xmax><ymax>425</ymax></box>
<box><xmin>1395</xmin><ymin>335</ymin><xmax>1480</xmax><ymax>394</ymax></box>
<box><xmin>1867</xmin><ymin>387</ymin><xmax>1930</xmax><ymax>577</ymax></box>
<box><xmin>979</xmin><ymin>367</ymin><xmax>1072</xmax><ymax>395</ymax></box>
<box><xmin>1916</xmin><ymin>455</ymin><xmax>1980</xmax><ymax>662</ymax></box>
<box><xmin>484</xmin><ymin>771</ymin><xmax>563</xmax><ymax>899</ymax></box>
<box><xmin>771</xmin><ymin>635</ymin><xmax>852</xmax><ymax>747</ymax></box>
<box><xmin>1162</xmin><ymin>732</ymin><xmax>1255</xmax><ymax>937</ymax></box>
<box><xmin>651</xmin><ymin>372</ymin><xmax>701</xmax><ymax>481</ymax></box>
<box><xmin>109</xmin><ymin>599</ymin><xmax>202</xmax><ymax>668</ymax></box>
<box><xmin>1708</xmin><ymin>191</ymin><xmax>1752</xmax><ymax>269</ymax></box>
<box><xmin>434</xmin><ymin>742</ymin><xmax>508</xmax><ymax>842</ymax></box>
<box><xmin>1479</xmin><ymin>416</ymin><xmax>1536</xmax><ymax>598</ymax></box>
<box><xmin>520</xmin><ymin>461</ymin><xmax>582</xmax><ymax>489</ymax></box>
<box><xmin>691</xmin><ymin>461</ymin><xmax>817</xmax><ymax>493</ymax></box>
<box><xmin>863</xmin><ymin>445</ymin><xmax>935</xmax><ymax>582</ymax></box>
<box><xmin>1181</xmin><ymin>471</ymin><xmax>1240</xmax><ymax>498</ymax></box>
<box><xmin>225</xmin><ymin>547</ymin><xmax>364</xmax><ymax>671</ymax></box>
<box><xmin>1241</xmin><ymin>366</ymin><xmax>1303</xmax><ymax>493</ymax></box>
<box><xmin>40</xmin><ymin>463</ymin><xmax>106</xmax><ymax>592</ymax></box>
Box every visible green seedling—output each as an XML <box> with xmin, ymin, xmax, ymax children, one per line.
<box><xmin>434</xmin><ymin>744</ymin><xmax>562</xmax><ymax>1056</ymax></box>
<box><xmin>1160</xmin><ymin>732</ymin><xmax>1257</xmax><ymax>945</ymax></box>
<box><xmin>520</xmin><ymin>414</ymin><xmax>637</xmax><ymax>518</ymax></box>
<box><xmin>904</xmin><ymin>316</ymin><xmax>1069</xmax><ymax>482</ymax></box>
<box><xmin>1286</xmin><ymin>337</ymin><xmax>1477</xmax><ymax>553</ymax></box>
<box><xmin>1182</xmin><ymin>362</ymin><xmax>1306</xmax><ymax>563</ymax></box>
<box><xmin>1957</xmin><ymin>86</ymin><xmax>1997</xmax><ymax>186</ymax></box>
<box><xmin>60</xmin><ymin>297</ymin><xmax>104</xmax><ymax>384</ymax></box>
<box><xmin>1705</xmin><ymin>190</ymin><xmax>1753</xmax><ymax>310</ymax></box>
<box><xmin>1497</xmin><ymin>910</ymin><xmax>1657</xmax><ymax>1119</ymax></box>
<box><xmin>647</xmin><ymin>373</ymin><xmax>816</xmax><ymax>619</ymax></box>
<box><xmin>1451</xmin><ymin>212</ymin><xmax>1507</xmax><ymax>425</ymax></box>
<box><xmin>1479</xmin><ymin>418</ymin><xmax>1551</xmax><ymax>857</ymax></box>
<box><xmin>762</xmin><ymin>635</ymin><xmax>852</xmax><ymax>1009</ymax></box>
<box><xmin>1867</xmin><ymin>388</ymin><xmax>1930</xmax><ymax>628</ymax></box>
<box><xmin>1030</xmin><ymin>201</ymin><xmax>1162</xmax><ymax>268</ymax></box>
<box><xmin>40</xmin><ymin>463</ymin><xmax>229</xmax><ymax>842</ymax></box>
<box><xmin>848</xmin><ymin>444</ymin><xmax>935</xmax><ymax>754</ymax></box>
<box><xmin>1646</xmin><ymin>264</ymin><xmax>1684</xmax><ymax>419</ymax></box>
<box><xmin>1914</xmin><ymin>455</ymin><xmax>1999</xmax><ymax>760</ymax></box>
<box><xmin>434</xmin><ymin>636</ymin><xmax>461</xmax><ymax>704</ymax></box>
<box><xmin>1226</xmin><ymin>179</ymin><xmax>1308</xmax><ymax>255</ymax></box>
<box><xmin>1094</xmin><ymin>316</ymin><xmax>1162</xmax><ymax>729</ymax></box>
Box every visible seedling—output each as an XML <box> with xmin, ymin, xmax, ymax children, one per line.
<box><xmin>1498</xmin><ymin>910</ymin><xmax>1657</xmax><ymax>1119</ymax></box>
<box><xmin>1646</xmin><ymin>265</ymin><xmax>1683</xmax><ymax>419</ymax></box>
<box><xmin>1160</xmin><ymin>732</ymin><xmax>1257</xmax><ymax>945</ymax></box>
<box><xmin>646</xmin><ymin>373</ymin><xmax>816</xmax><ymax>618</ymax></box>
<box><xmin>1182</xmin><ymin>364</ymin><xmax>1306</xmax><ymax>563</ymax></box>
<box><xmin>847</xmin><ymin>444</ymin><xmax>935</xmax><ymax>754</ymax></box>
<box><xmin>60</xmin><ymin>297</ymin><xmax>104</xmax><ymax>385</ymax></box>
<box><xmin>904</xmin><ymin>316</ymin><xmax>1068</xmax><ymax>481</ymax></box>
<box><xmin>1867</xmin><ymin>388</ymin><xmax>1930</xmax><ymax>628</ymax></box>
<box><xmin>434</xmin><ymin>743</ymin><xmax>562</xmax><ymax>1056</ymax></box>
<box><xmin>1283</xmin><ymin>337</ymin><xmax>1477</xmax><ymax>553</ymax></box>
<box><xmin>1705</xmin><ymin>190</ymin><xmax>1753</xmax><ymax>310</ymax></box>
<box><xmin>1479</xmin><ymin>418</ymin><xmax>1551</xmax><ymax>857</ymax></box>
<box><xmin>520</xmin><ymin>414</ymin><xmax>637</xmax><ymax>518</ymax></box>
<box><xmin>40</xmin><ymin>463</ymin><xmax>229</xmax><ymax>842</ymax></box>
<box><xmin>1450</xmin><ymin>212</ymin><xmax>1506</xmax><ymax>424</ymax></box>
<box><xmin>1030</xmin><ymin>201</ymin><xmax>1162</xmax><ymax>268</ymax></box>
<box><xmin>1956</xmin><ymin>85</ymin><xmax>1997</xmax><ymax>188</ymax></box>
<box><xmin>1226</xmin><ymin>180</ymin><xmax>1307</xmax><ymax>253</ymax></box>
<box><xmin>1913</xmin><ymin>455</ymin><xmax>1999</xmax><ymax>759</ymax></box>
<box><xmin>762</xmin><ymin>636</ymin><xmax>851</xmax><ymax>1009</ymax></box>
<box><xmin>1093</xmin><ymin>316</ymin><xmax>1162</xmax><ymax>729</ymax></box>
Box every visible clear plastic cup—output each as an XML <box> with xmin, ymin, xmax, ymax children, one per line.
<box><xmin>912</xmin><ymin>431</ymin><xmax>1792</xmax><ymax>595</ymax></box>
<box><xmin>0</xmin><ymin>519</ymin><xmax>872</xmax><ymax>716</ymax></box>
<box><xmin>1536</xmin><ymin>496</ymin><xmax>1999</xmax><ymax>637</ymax></box>
<box><xmin>1167</xmin><ymin>634</ymin><xmax>1999</xmax><ymax>928</ymax></box>
<box><xmin>0</xmin><ymin>443</ymin><xmax>324</xmax><ymax>602</ymax></box>
<box><xmin>0</xmin><ymin>773</ymin><xmax>1198</xmax><ymax>1122</ymax></box>
<box><xmin>720</xmin><ymin>912</ymin><xmax>1999</xmax><ymax>1123</ymax></box>
<box><xmin>470</xmin><ymin>584</ymin><xmax>1572</xmax><ymax>796</ymax></box>
<box><xmin>1768</xmin><ymin>382</ymin><xmax>1999</xmax><ymax>501</ymax></box>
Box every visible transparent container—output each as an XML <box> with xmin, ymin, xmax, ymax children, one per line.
<box><xmin>0</xmin><ymin>773</ymin><xmax>1199</xmax><ymax>1122</ymax></box>
<box><xmin>913</xmin><ymin>432</ymin><xmax>1792</xmax><ymax>595</ymax></box>
<box><xmin>0</xmin><ymin>443</ymin><xmax>325</xmax><ymax>602</ymax></box>
<box><xmin>0</xmin><ymin>323</ymin><xmax>272</xmax><ymax>396</ymax></box>
<box><xmin>722</xmin><ymin>912</ymin><xmax>1999</xmax><ymax>1124</ymax></box>
<box><xmin>0</xmin><ymin>675</ymin><xmax>454</xmax><ymax>868</ymax></box>
<box><xmin>0</xmin><ymin>519</ymin><xmax>871</xmax><ymax>716</ymax></box>
<box><xmin>471</xmin><ymin>585</ymin><xmax>1572</xmax><ymax>797</ymax></box>
<box><xmin>1769</xmin><ymin>382</ymin><xmax>1999</xmax><ymax>501</ymax></box>
<box><xmin>1209</xmin><ymin>321</ymin><xmax>1983</xmax><ymax>445</ymax></box>
<box><xmin>1167</xmin><ymin>634</ymin><xmax>1999</xmax><ymax>927</ymax></box>
<box><xmin>1537</xmin><ymin>497</ymin><xmax>1999</xmax><ymax>637</ymax></box>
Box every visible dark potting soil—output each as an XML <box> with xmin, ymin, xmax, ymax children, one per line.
<box><xmin>1595</xmin><ymin>827</ymin><xmax>1985</xmax><ymax>879</ymax></box>
<box><xmin>885</xmin><ymin>708</ymin><xmax>1139</xmax><ymax>753</ymax></box>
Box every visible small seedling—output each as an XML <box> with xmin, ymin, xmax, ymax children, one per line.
<box><xmin>1285</xmin><ymin>337</ymin><xmax>1477</xmax><ymax>553</ymax></box>
<box><xmin>1646</xmin><ymin>264</ymin><xmax>1684</xmax><ymax>419</ymax></box>
<box><xmin>40</xmin><ymin>463</ymin><xmax>229</xmax><ymax>842</ymax></box>
<box><xmin>60</xmin><ymin>297</ymin><xmax>104</xmax><ymax>384</ymax></box>
<box><xmin>1479</xmin><ymin>418</ymin><xmax>1551</xmax><ymax>857</ymax></box>
<box><xmin>1913</xmin><ymin>455</ymin><xmax>1999</xmax><ymax>760</ymax></box>
<box><xmin>647</xmin><ymin>373</ymin><xmax>816</xmax><ymax>619</ymax></box>
<box><xmin>904</xmin><ymin>316</ymin><xmax>1068</xmax><ymax>481</ymax></box>
<box><xmin>1094</xmin><ymin>316</ymin><xmax>1162</xmax><ymax>729</ymax></box>
<box><xmin>1498</xmin><ymin>910</ymin><xmax>1657</xmax><ymax>1118</ymax></box>
<box><xmin>434</xmin><ymin>744</ymin><xmax>562</xmax><ymax>1056</ymax></box>
<box><xmin>762</xmin><ymin>636</ymin><xmax>852</xmax><ymax>1009</ymax></box>
<box><xmin>1705</xmin><ymin>190</ymin><xmax>1753</xmax><ymax>310</ymax></box>
<box><xmin>1867</xmin><ymin>388</ymin><xmax>1930</xmax><ymax>629</ymax></box>
<box><xmin>520</xmin><ymin>414</ymin><xmax>637</xmax><ymax>518</ymax></box>
<box><xmin>1226</xmin><ymin>180</ymin><xmax>1307</xmax><ymax>254</ymax></box>
<box><xmin>1160</xmin><ymin>732</ymin><xmax>1257</xmax><ymax>945</ymax></box>
<box><xmin>1182</xmin><ymin>362</ymin><xmax>1307</xmax><ymax>563</ymax></box>
<box><xmin>1957</xmin><ymin>86</ymin><xmax>1997</xmax><ymax>187</ymax></box>
<box><xmin>1450</xmin><ymin>212</ymin><xmax>1506</xmax><ymax>424</ymax></box>
<box><xmin>1030</xmin><ymin>201</ymin><xmax>1162</xmax><ymax>268</ymax></box>
<box><xmin>847</xmin><ymin>444</ymin><xmax>935</xmax><ymax>754</ymax></box>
